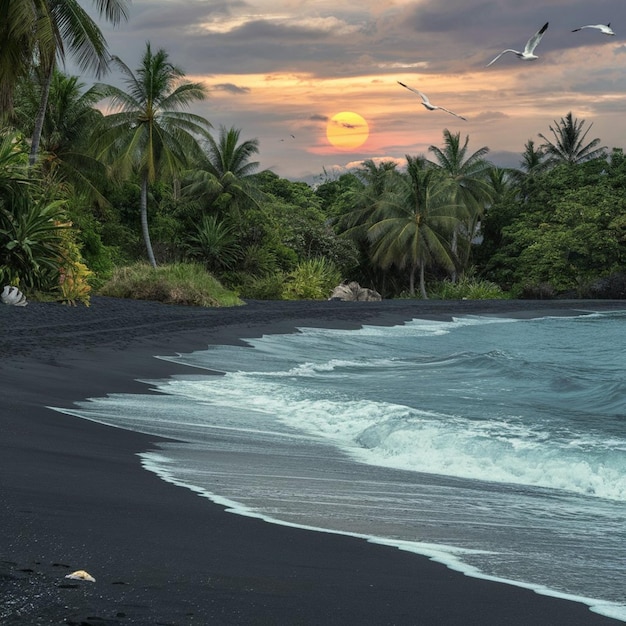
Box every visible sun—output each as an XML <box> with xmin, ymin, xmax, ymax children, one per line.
<box><xmin>326</xmin><ymin>112</ymin><xmax>369</xmax><ymax>150</ymax></box>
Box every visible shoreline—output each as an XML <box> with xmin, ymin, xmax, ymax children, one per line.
<box><xmin>1</xmin><ymin>297</ymin><xmax>625</xmax><ymax>625</ymax></box>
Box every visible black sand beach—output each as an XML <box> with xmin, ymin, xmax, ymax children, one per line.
<box><xmin>1</xmin><ymin>296</ymin><xmax>625</xmax><ymax>626</ymax></box>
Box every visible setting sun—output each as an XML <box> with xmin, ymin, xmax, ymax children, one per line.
<box><xmin>326</xmin><ymin>112</ymin><xmax>369</xmax><ymax>150</ymax></box>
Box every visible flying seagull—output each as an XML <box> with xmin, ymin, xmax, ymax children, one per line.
<box><xmin>572</xmin><ymin>23</ymin><xmax>615</xmax><ymax>36</ymax></box>
<box><xmin>486</xmin><ymin>22</ymin><xmax>549</xmax><ymax>67</ymax></box>
<box><xmin>397</xmin><ymin>82</ymin><xmax>467</xmax><ymax>121</ymax></box>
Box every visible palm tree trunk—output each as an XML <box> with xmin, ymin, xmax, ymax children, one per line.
<box><xmin>140</xmin><ymin>172</ymin><xmax>157</xmax><ymax>267</ymax></box>
<box><xmin>419</xmin><ymin>263</ymin><xmax>428</xmax><ymax>299</ymax></box>
<box><xmin>459</xmin><ymin>215</ymin><xmax>479</xmax><ymax>277</ymax></box>
<box><xmin>450</xmin><ymin>227</ymin><xmax>458</xmax><ymax>283</ymax></box>
<box><xmin>409</xmin><ymin>265</ymin><xmax>416</xmax><ymax>296</ymax></box>
<box><xmin>29</xmin><ymin>61</ymin><xmax>54</xmax><ymax>166</ymax></box>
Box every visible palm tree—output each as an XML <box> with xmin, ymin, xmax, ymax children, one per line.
<box><xmin>0</xmin><ymin>0</ymin><xmax>129</xmax><ymax>164</ymax></box>
<box><xmin>0</xmin><ymin>0</ymin><xmax>52</xmax><ymax>115</ymax></box>
<box><xmin>338</xmin><ymin>159</ymin><xmax>399</xmax><ymax>233</ymax></box>
<box><xmin>13</xmin><ymin>69</ymin><xmax>106</xmax><ymax>199</ymax></box>
<box><xmin>538</xmin><ymin>112</ymin><xmax>607</xmax><ymax>166</ymax></box>
<box><xmin>519</xmin><ymin>139</ymin><xmax>546</xmax><ymax>173</ymax></box>
<box><xmin>505</xmin><ymin>139</ymin><xmax>548</xmax><ymax>204</ymax></box>
<box><xmin>474</xmin><ymin>166</ymin><xmax>521</xmax><ymax>265</ymax></box>
<box><xmin>93</xmin><ymin>43</ymin><xmax>212</xmax><ymax>267</ymax></box>
<box><xmin>334</xmin><ymin>159</ymin><xmax>400</xmax><ymax>295</ymax></box>
<box><xmin>367</xmin><ymin>156</ymin><xmax>464</xmax><ymax>298</ymax></box>
<box><xmin>428</xmin><ymin>130</ymin><xmax>492</xmax><ymax>279</ymax></box>
<box><xmin>183</xmin><ymin>126</ymin><xmax>262</xmax><ymax>216</ymax></box>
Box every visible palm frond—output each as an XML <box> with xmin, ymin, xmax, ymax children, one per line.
<box><xmin>50</xmin><ymin>0</ymin><xmax>109</xmax><ymax>77</ymax></box>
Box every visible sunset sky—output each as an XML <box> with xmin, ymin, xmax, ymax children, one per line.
<box><xmin>78</xmin><ymin>0</ymin><xmax>626</xmax><ymax>183</ymax></box>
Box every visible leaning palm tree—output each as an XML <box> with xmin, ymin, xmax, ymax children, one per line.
<box><xmin>13</xmin><ymin>69</ymin><xmax>106</xmax><ymax>200</ymax></box>
<box><xmin>538</xmin><ymin>112</ymin><xmax>607</xmax><ymax>166</ymax></box>
<box><xmin>0</xmin><ymin>0</ymin><xmax>129</xmax><ymax>164</ymax></box>
<box><xmin>428</xmin><ymin>130</ymin><xmax>492</xmax><ymax>279</ymax></box>
<box><xmin>93</xmin><ymin>43</ymin><xmax>212</xmax><ymax>267</ymax></box>
<box><xmin>183</xmin><ymin>126</ymin><xmax>262</xmax><ymax>216</ymax></box>
<box><xmin>367</xmin><ymin>155</ymin><xmax>464</xmax><ymax>298</ymax></box>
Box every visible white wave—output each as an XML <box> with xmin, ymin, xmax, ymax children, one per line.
<box><xmin>138</xmin><ymin>450</ymin><xmax>626</xmax><ymax>624</ymax></box>
<box><xmin>146</xmin><ymin>369</ymin><xmax>626</xmax><ymax>502</ymax></box>
<box><xmin>351</xmin><ymin>416</ymin><xmax>626</xmax><ymax>501</ymax></box>
<box><xmin>276</xmin><ymin>357</ymin><xmax>399</xmax><ymax>377</ymax></box>
<box><xmin>161</xmin><ymin>312</ymin><xmax>618</xmax><ymax>379</ymax></box>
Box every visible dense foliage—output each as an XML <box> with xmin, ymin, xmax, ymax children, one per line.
<box><xmin>1</xmin><ymin>28</ymin><xmax>624</xmax><ymax>304</ymax></box>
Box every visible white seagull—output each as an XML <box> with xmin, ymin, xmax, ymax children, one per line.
<box><xmin>397</xmin><ymin>82</ymin><xmax>467</xmax><ymax>121</ymax></box>
<box><xmin>572</xmin><ymin>23</ymin><xmax>615</xmax><ymax>36</ymax></box>
<box><xmin>486</xmin><ymin>22</ymin><xmax>549</xmax><ymax>67</ymax></box>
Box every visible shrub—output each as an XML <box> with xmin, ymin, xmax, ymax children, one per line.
<box><xmin>185</xmin><ymin>215</ymin><xmax>242</xmax><ymax>273</ymax></box>
<box><xmin>0</xmin><ymin>196</ymin><xmax>69</xmax><ymax>290</ymax></box>
<box><xmin>238</xmin><ymin>272</ymin><xmax>287</xmax><ymax>300</ymax></box>
<box><xmin>431</xmin><ymin>273</ymin><xmax>509</xmax><ymax>300</ymax></box>
<box><xmin>98</xmin><ymin>262</ymin><xmax>243</xmax><ymax>307</ymax></box>
<box><xmin>56</xmin><ymin>221</ymin><xmax>94</xmax><ymax>306</ymax></box>
<box><xmin>282</xmin><ymin>257</ymin><xmax>341</xmax><ymax>300</ymax></box>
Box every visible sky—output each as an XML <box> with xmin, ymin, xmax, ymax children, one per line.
<box><xmin>74</xmin><ymin>0</ymin><xmax>626</xmax><ymax>183</ymax></box>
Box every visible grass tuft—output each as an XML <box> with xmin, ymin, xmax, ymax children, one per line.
<box><xmin>430</xmin><ymin>275</ymin><xmax>510</xmax><ymax>300</ymax></box>
<box><xmin>97</xmin><ymin>262</ymin><xmax>244</xmax><ymax>307</ymax></box>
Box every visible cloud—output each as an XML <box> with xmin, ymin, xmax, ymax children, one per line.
<box><xmin>376</xmin><ymin>61</ymin><xmax>429</xmax><ymax>70</ymax></box>
<box><xmin>402</xmin><ymin>0</ymin><xmax>496</xmax><ymax>34</ymax></box>
<box><xmin>332</xmin><ymin>119</ymin><xmax>367</xmax><ymax>130</ymax></box>
<box><xmin>212</xmin><ymin>83</ymin><xmax>251</xmax><ymax>94</ymax></box>
<box><xmin>128</xmin><ymin>1</ymin><xmax>237</xmax><ymax>31</ymax></box>
<box><xmin>200</xmin><ymin>14</ymin><xmax>365</xmax><ymax>39</ymax></box>
<box><xmin>345</xmin><ymin>156</ymin><xmax>405</xmax><ymax>169</ymax></box>
<box><xmin>471</xmin><ymin>110</ymin><xmax>509</xmax><ymax>122</ymax></box>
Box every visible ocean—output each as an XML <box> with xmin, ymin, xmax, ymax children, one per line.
<box><xmin>56</xmin><ymin>310</ymin><xmax>626</xmax><ymax>622</ymax></box>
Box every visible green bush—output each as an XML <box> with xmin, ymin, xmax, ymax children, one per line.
<box><xmin>0</xmin><ymin>196</ymin><xmax>69</xmax><ymax>290</ymax></box>
<box><xmin>282</xmin><ymin>257</ymin><xmax>341</xmax><ymax>300</ymax></box>
<box><xmin>237</xmin><ymin>272</ymin><xmax>287</xmax><ymax>300</ymax></box>
<box><xmin>185</xmin><ymin>215</ymin><xmax>243</xmax><ymax>273</ymax></box>
<box><xmin>430</xmin><ymin>273</ymin><xmax>509</xmax><ymax>300</ymax></box>
<box><xmin>98</xmin><ymin>262</ymin><xmax>243</xmax><ymax>307</ymax></box>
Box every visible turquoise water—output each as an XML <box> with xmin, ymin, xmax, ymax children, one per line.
<box><xmin>57</xmin><ymin>311</ymin><xmax>626</xmax><ymax>621</ymax></box>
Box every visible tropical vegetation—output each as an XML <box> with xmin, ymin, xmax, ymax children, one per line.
<box><xmin>1</xmin><ymin>18</ymin><xmax>624</xmax><ymax>306</ymax></box>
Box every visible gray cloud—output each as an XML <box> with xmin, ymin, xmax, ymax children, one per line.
<box><xmin>212</xmin><ymin>83</ymin><xmax>251</xmax><ymax>94</ymax></box>
<box><xmin>128</xmin><ymin>1</ymin><xmax>238</xmax><ymax>31</ymax></box>
<box><xmin>402</xmin><ymin>0</ymin><xmax>496</xmax><ymax>34</ymax></box>
<box><xmin>471</xmin><ymin>111</ymin><xmax>510</xmax><ymax>122</ymax></box>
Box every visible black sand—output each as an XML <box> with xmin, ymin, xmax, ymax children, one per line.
<box><xmin>1</xmin><ymin>297</ymin><xmax>624</xmax><ymax>625</ymax></box>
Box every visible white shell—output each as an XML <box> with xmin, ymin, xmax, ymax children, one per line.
<box><xmin>1</xmin><ymin>285</ymin><xmax>27</xmax><ymax>306</ymax></box>
<box><xmin>65</xmin><ymin>569</ymin><xmax>96</xmax><ymax>582</ymax></box>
